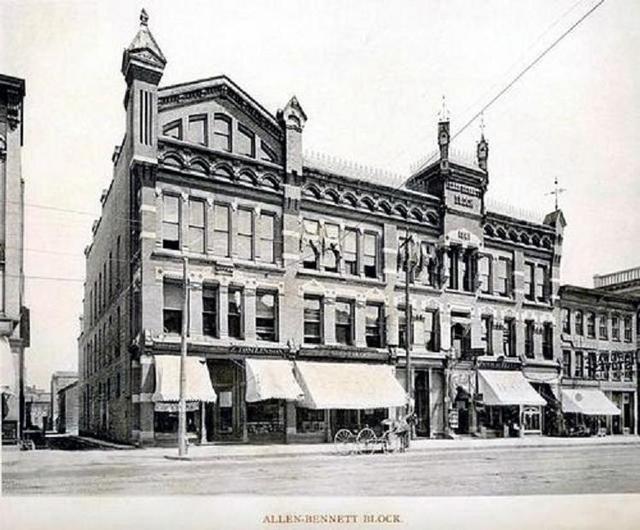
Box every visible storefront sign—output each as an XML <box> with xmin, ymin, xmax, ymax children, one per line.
<box><xmin>229</xmin><ymin>346</ymin><xmax>289</xmax><ymax>356</ymax></box>
<box><xmin>478</xmin><ymin>359</ymin><xmax>521</xmax><ymax>371</ymax></box>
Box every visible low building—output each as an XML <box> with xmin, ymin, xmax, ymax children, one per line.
<box><xmin>57</xmin><ymin>381</ymin><xmax>79</xmax><ymax>435</ymax></box>
<box><xmin>0</xmin><ymin>73</ymin><xmax>28</xmax><ymax>445</ymax></box>
<box><xmin>559</xmin><ymin>285</ymin><xmax>638</xmax><ymax>435</ymax></box>
<box><xmin>50</xmin><ymin>371</ymin><xmax>78</xmax><ymax>433</ymax></box>
<box><xmin>24</xmin><ymin>385</ymin><xmax>51</xmax><ymax>430</ymax></box>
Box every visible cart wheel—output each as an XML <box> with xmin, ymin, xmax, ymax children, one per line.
<box><xmin>334</xmin><ymin>429</ymin><xmax>355</xmax><ymax>456</ymax></box>
<box><xmin>356</xmin><ymin>427</ymin><xmax>376</xmax><ymax>455</ymax></box>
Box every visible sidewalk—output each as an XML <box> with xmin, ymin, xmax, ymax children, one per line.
<box><xmin>145</xmin><ymin>434</ymin><xmax>640</xmax><ymax>462</ymax></box>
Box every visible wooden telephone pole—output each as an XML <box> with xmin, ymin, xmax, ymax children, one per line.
<box><xmin>177</xmin><ymin>256</ymin><xmax>190</xmax><ymax>457</ymax></box>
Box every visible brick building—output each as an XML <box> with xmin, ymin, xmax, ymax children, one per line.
<box><xmin>559</xmin><ymin>286</ymin><xmax>638</xmax><ymax>435</ymax></box>
<box><xmin>24</xmin><ymin>384</ymin><xmax>51</xmax><ymax>430</ymax></box>
<box><xmin>78</xmin><ymin>12</ymin><xmax>565</xmax><ymax>446</ymax></box>
<box><xmin>50</xmin><ymin>371</ymin><xmax>77</xmax><ymax>433</ymax></box>
<box><xmin>57</xmin><ymin>380</ymin><xmax>79</xmax><ymax>435</ymax></box>
<box><xmin>0</xmin><ymin>73</ymin><xmax>28</xmax><ymax>444</ymax></box>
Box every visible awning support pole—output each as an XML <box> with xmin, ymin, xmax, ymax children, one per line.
<box><xmin>177</xmin><ymin>256</ymin><xmax>190</xmax><ymax>457</ymax></box>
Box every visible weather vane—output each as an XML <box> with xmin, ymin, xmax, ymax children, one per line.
<box><xmin>439</xmin><ymin>95</ymin><xmax>449</xmax><ymax>121</ymax></box>
<box><xmin>479</xmin><ymin>113</ymin><xmax>486</xmax><ymax>137</ymax></box>
<box><xmin>545</xmin><ymin>177</ymin><xmax>566</xmax><ymax>211</ymax></box>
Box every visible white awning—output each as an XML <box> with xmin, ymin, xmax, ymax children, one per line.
<box><xmin>479</xmin><ymin>370</ymin><xmax>546</xmax><ymax>406</ymax></box>
<box><xmin>152</xmin><ymin>355</ymin><xmax>217</xmax><ymax>403</ymax></box>
<box><xmin>561</xmin><ymin>389</ymin><xmax>621</xmax><ymax>416</ymax></box>
<box><xmin>1</xmin><ymin>337</ymin><xmax>16</xmax><ymax>395</ymax></box>
<box><xmin>295</xmin><ymin>361</ymin><xmax>406</xmax><ymax>410</ymax></box>
<box><xmin>245</xmin><ymin>358</ymin><xmax>304</xmax><ymax>402</ymax></box>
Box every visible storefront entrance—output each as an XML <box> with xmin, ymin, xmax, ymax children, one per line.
<box><xmin>414</xmin><ymin>371</ymin><xmax>430</xmax><ymax>437</ymax></box>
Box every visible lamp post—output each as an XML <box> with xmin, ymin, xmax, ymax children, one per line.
<box><xmin>177</xmin><ymin>256</ymin><xmax>190</xmax><ymax>458</ymax></box>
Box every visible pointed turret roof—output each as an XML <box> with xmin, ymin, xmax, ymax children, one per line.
<box><xmin>121</xmin><ymin>9</ymin><xmax>166</xmax><ymax>82</ymax></box>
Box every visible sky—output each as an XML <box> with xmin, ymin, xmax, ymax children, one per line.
<box><xmin>0</xmin><ymin>0</ymin><xmax>639</xmax><ymax>389</ymax></box>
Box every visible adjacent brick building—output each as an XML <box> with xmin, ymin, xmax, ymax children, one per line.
<box><xmin>78</xmin><ymin>12</ymin><xmax>566</xmax><ymax>446</ymax></box>
<box><xmin>0</xmin><ymin>73</ymin><xmax>28</xmax><ymax>444</ymax></box>
<box><xmin>50</xmin><ymin>371</ymin><xmax>77</xmax><ymax>433</ymax></box>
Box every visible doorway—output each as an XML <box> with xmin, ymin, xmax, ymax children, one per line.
<box><xmin>414</xmin><ymin>371</ymin><xmax>430</xmax><ymax>437</ymax></box>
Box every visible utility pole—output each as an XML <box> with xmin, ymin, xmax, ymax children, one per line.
<box><xmin>177</xmin><ymin>256</ymin><xmax>190</xmax><ymax>457</ymax></box>
<box><xmin>403</xmin><ymin>226</ymin><xmax>413</xmax><ymax>446</ymax></box>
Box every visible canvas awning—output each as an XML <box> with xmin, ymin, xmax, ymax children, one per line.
<box><xmin>1</xmin><ymin>337</ymin><xmax>16</xmax><ymax>395</ymax></box>
<box><xmin>479</xmin><ymin>370</ymin><xmax>546</xmax><ymax>406</ymax></box>
<box><xmin>152</xmin><ymin>355</ymin><xmax>216</xmax><ymax>403</ymax></box>
<box><xmin>295</xmin><ymin>361</ymin><xmax>406</xmax><ymax>410</ymax></box>
<box><xmin>561</xmin><ymin>389</ymin><xmax>621</xmax><ymax>416</ymax></box>
<box><xmin>245</xmin><ymin>358</ymin><xmax>304</xmax><ymax>402</ymax></box>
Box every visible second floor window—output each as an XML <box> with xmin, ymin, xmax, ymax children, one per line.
<box><xmin>587</xmin><ymin>351</ymin><xmax>597</xmax><ymax>379</ymax></box>
<box><xmin>162</xmin><ymin>195</ymin><xmax>180</xmax><ymax>250</ymax></box>
<box><xmin>587</xmin><ymin>312</ymin><xmax>596</xmax><ymax>338</ymax></box>
<box><xmin>213</xmin><ymin>204</ymin><xmax>230</xmax><ymax>257</ymax></box>
<box><xmin>524</xmin><ymin>263</ymin><xmax>535</xmax><ymax>301</ymax></box>
<box><xmin>575</xmin><ymin>310</ymin><xmax>584</xmax><ymax>336</ymax></box>
<box><xmin>228</xmin><ymin>287</ymin><xmax>243</xmax><ymax>339</ymax></box>
<box><xmin>365</xmin><ymin>304</ymin><xmax>384</xmax><ymax>348</ymax></box>
<box><xmin>524</xmin><ymin>320</ymin><xmax>534</xmax><ymax>358</ymax></box>
<box><xmin>163</xmin><ymin>280</ymin><xmax>183</xmax><ymax>334</ymax></box>
<box><xmin>599</xmin><ymin>314</ymin><xmax>608</xmax><ymax>339</ymax></box>
<box><xmin>542</xmin><ymin>322</ymin><xmax>553</xmax><ymax>360</ymax></box>
<box><xmin>256</xmin><ymin>291</ymin><xmax>277</xmax><ymax>342</ymax></box>
<box><xmin>574</xmin><ymin>351</ymin><xmax>584</xmax><ymax>378</ymax></box>
<box><xmin>202</xmin><ymin>285</ymin><xmax>218</xmax><ymax>338</ymax></box>
<box><xmin>189</xmin><ymin>199</ymin><xmax>205</xmax><ymax>253</ymax></box>
<box><xmin>624</xmin><ymin>316</ymin><xmax>632</xmax><ymax>342</ymax></box>
<box><xmin>481</xmin><ymin>315</ymin><xmax>493</xmax><ymax>355</ymax></box>
<box><xmin>425</xmin><ymin>310</ymin><xmax>439</xmax><ymax>352</ymax></box>
<box><xmin>598</xmin><ymin>352</ymin><xmax>610</xmax><ymax>380</ymax></box>
<box><xmin>303</xmin><ymin>296</ymin><xmax>322</xmax><ymax>344</ymax></box>
<box><xmin>363</xmin><ymin>233</ymin><xmax>378</xmax><ymax>278</ymax></box>
<box><xmin>612</xmin><ymin>315</ymin><xmax>620</xmax><ymax>341</ymax></box>
<box><xmin>335</xmin><ymin>300</ymin><xmax>354</xmax><ymax>345</ymax></box>
<box><xmin>562</xmin><ymin>350</ymin><xmax>571</xmax><ymax>377</ymax></box>
<box><xmin>503</xmin><ymin>318</ymin><xmax>516</xmax><ymax>357</ymax></box>
<box><xmin>237</xmin><ymin>208</ymin><xmax>254</xmax><ymax>260</ymax></box>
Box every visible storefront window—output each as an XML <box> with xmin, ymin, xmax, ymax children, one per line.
<box><xmin>154</xmin><ymin>410</ymin><xmax>198</xmax><ymax>434</ymax></box>
<box><xmin>523</xmin><ymin>406</ymin><xmax>541</xmax><ymax>432</ymax></box>
<box><xmin>246</xmin><ymin>399</ymin><xmax>284</xmax><ymax>435</ymax></box>
<box><xmin>256</xmin><ymin>291</ymin><xmax>277</xmax><ymax>342</ymax></box>
<box><xmin>296</xmin><ymin>408</ymin><xmax>325</xmax><ymax>434</ymax></box>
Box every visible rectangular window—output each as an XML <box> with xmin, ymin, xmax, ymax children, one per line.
<box><xmin>481</xmin><ymin>315</ymin><xmax>493</xmax><ymax>355</ymax></box>
<box><xmin>302</xmin><ymin>220</ymin><xmax>320</xmax><ymax>270</ymax></box>
<box><xmin>624</xmin><ymin>353</ymin><xmax>633</xmax><ymax>381</ymax></box>
<box><xmin>479</xmin><ymin>256</ymin><xmax>491</xmax><ymax>294</ymax></box>
<box><xmin>503</xmin><ymin>318</ymin><xmax>516</xmax><ymax>357</ymax></box>
<box><xmin>524</xmin><ymin>320</ymin><xmax>534</xmax><ymax>358</ymax></box>
<box><xmin>588</xmin><ymin>352</ymin><xmax>597</xmax><ymax>380</ymax></box>
<box><xmin>536</xmin><ymin>265</ymin><xmax>549</xmax><ymax>302</ymax></box>
<box><xmin>237</xmin><ymin>124</ymin><xmax>255</xmax><ymax>157</ymax></box>
<box><xmin>599</xmin><ymin>314</ymin><xmax>608</xmax><ymax>339</ymax></box>
<box><xmin>258</xmin><ymin>213</ymin><xmax>275</xmax><ymax>263</ymax></box>
<box><xmin>162</xmin><ymin>195</ymin><xmax>180</xmax><ymax>250</ymax></box>
<box><xmin>497</xmin><ymin>257</ymin><xmax>512</xmax><ymax>297</ymax></box>
<box><xmin>575</xmin><ymin>351</ymin><xmax>584</xmax><ymax>378</ymax></box>
<box><xmin>237</xmin><ymin>208</ymin><xmax>254</xmax><ymax>260</ymax></box>
<box><xmin>303</xmin><ymin>296</ymin><xmax>322</xmax><ymax>344</ymax></box>
<box><xmin>256</xmin><ymin>291</ymin><xmax>277</xmax><ymax>342</ymax></box>
<box><xmin>587</xmin><ymin>312</ymin><xmax>596</xmax><ymax>338</ymax></box>
<box><xmin>188</xmin><ymin>199</ymin><xmax>205</xmax><ymax>253</ymax></box>
<box><xmin>612</xmin><ymin>315</ymin><xmax>620</xmax><ymax>341</ymax></box>
<box><xmin>163</xmin><ymin>280</ymin><xmax>183</xmax><ymax>334</ymax></box>
<box><xmin>425</xmin><ymin>310</ymin><xmax>439</xmax><ymax>352</ymax></box>
<box><xmin>323</xmin><ymin>223</ymin><xmax>340</xmax><ymax>273</ymax></box>
<box><xmin>213</xmin><ymin>114</ymin><xmax>232</xmax><ymax>152</ymax></box>
<box><xmin>187</xmin><ymin>114</ymin><xmax>207</xmax><ymax>146</ymax></box>
<box><xmin>562</xmin><ymin>350</ymin><xmax>571</xmax><ymax>377</ymax></box>
<box><xmin>259</xmin><ymin>141</ymin><xmax>276</xmax><ymax>163</ymax></box>
<box><xmin>462</xmin><ymin>251</ymin><xmax>475</xmax><ymax>292</ymax></box>
<box><xmin>365</xmin><ymin>304</ymin><xmax>385</xmax><ymax>348</ymax></box>
<box><xmin>448</xmin><ymin>248</ymin><xmax>459</xmax><ymax>290</ymax></box>
<box><xmin>398</xmin><ymin>307</ymin><xmax>409</xmax><ymax>349</ymax></box>
<box><xmin>562</xmin><ymin>308</ymin><xmax>570</xmax><ymax>334</ymax></box>
<box><xmin>213</xmin><ymin>203</ymin><xmax>230</xmax><ymax>257</ymax></box>
<box><xmin>162</xmin><ymin>119</ymin><xmax>183</xmax><ymax>140</ymax></box>
<box><xmin>343</xmin><ymin>228</ymin><xmax>358</xmax><ymax>275</ymax></box>
<box><xmin>612</xmin><ymin>352</ymin><xmax>622</xmax><ymax>381</ymax></box>
<box><xmin>624</xmin><ymin>316</ymin><xmax>632</xmax><ymax>342</ymax></box>
<box><xmin>542</xmin><ymin>322</ymin><xmax>553</xmax><ymax>360</ymax></box>
<box><xmin>202</xmin><ymin>285</ymin><xmax>218</xmax><ymax>338</ymax></box>
<box><xmin>363</xmin><ymin>233</ymin><xmax>378</xmax><ymax>278</ymax></box>
<box><xmin>524</xmin><ymin>263</ymin><xmax>535</xmax><ymax>301</ymax></box>
<box><xmin>335</xmin><ymin>300</ymin><xmax>354</xmax><ymax>345</ymax></box>
<box><xmin>575</xmin><ymin>311</ymin><xmax>584</xmax><ymax>336</ymax></box>
<box><xmin>228</xmin><ymin>287</ymin><xmax>243</xmax><ymax>339</ymax></box>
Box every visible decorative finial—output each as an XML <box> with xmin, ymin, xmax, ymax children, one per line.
<box><xmin>545</xmin><ymin>177</ymin><xmax>567</xmax><ymax>211</ymax></box>
<box><xmin>140</xmin><ymin>8</ymin><xmax>149</xmax><ymax>26</ymax></box>
<box><xmin>479</xmin><ymin>113</ymin><xmax>486</xmax><ymax>138</ymax></box>
<box><xmin>439</xmin><ymin>95</ymin><xmax>449</xmax><ymax>121</ymax></box>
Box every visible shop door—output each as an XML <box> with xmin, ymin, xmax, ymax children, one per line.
<box><xmin>623</xmin><ymin>393</ymin><xmax>633</xmax><ymax>434</ymax></box>
<box><xmin>414</xmin><ymin>371</ymin><xmax>430</xmax><ymax>437</ymax></box>
<box><xmin>213</xmin><ymin>387</ymin><xmax>235</xmax><ymax>440</ymax></box>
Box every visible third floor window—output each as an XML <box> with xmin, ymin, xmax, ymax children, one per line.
<box><xmin>162</xmin><ymin>195</ymin><xmax>180</xmax><ymax>250</ymax></box>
